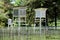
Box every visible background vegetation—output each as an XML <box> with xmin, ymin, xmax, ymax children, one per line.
<box><xmin>0</xmin><ymin>0</ymin><xmax>60</xmax><ymax>27</ymax></box>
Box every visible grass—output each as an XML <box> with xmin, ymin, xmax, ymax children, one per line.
<box><xmin>0</xmin><ymin>34</ymin><xmax>60</xmax><ymax>40</ymax></box>
<box><xmin>0</xmin><ymin>27</ymin><xmax>60</xmax><ymax>40</ymax></box>
<box><xmin>0</xmin><ymin>35</ymin><xmax>46</xmax><ymax>40</ymax></box>
<box><xmin>46</xmin><ymin>35</ymin><xmax>60</xmax><ymax>40</ymax></box>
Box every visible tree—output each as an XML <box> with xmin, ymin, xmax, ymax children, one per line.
<box><xmin>13</xmin><ymin>0</ymin><xmax>29</xmax><ymax>6</ymax></box>
<box><xmin>26</xmin><ymin>7</ymin><xmax>35</xmax><ymax>27</ymax></box>
<box><xmin>27</xmin><ymin>0</ymin><xmax>60</xmax><ymax>27</ymax></box>
<box><xmin>0</xmin><ymin>0</ymin><xmax>13</xmax><ymax>27</ymax></box>
<box><xmin>46</xmin><ymin>1</ymin><xmax>60</xmax><ymax>27</ymax></box>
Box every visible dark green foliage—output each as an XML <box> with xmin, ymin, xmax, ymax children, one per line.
<box><xmin>26</xmin><ymin>7</ymin><xmax>35</xmax><ymax>27</ymax></box>
<box><xmin>0</xmin><ymin>0</ymin><xmax>13</xmax><ymax>27</ymax></box>
<box><xmin>0</xmin><ymin>0</ymin><xmax>60</xmax><ymax>27</ymax></box>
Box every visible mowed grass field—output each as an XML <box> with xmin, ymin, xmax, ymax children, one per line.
<box><xmin>0</xmin><ymin>34</ymin><xmax>60</xmax><ymax>40</ymax></box>
<box><xmin>0</xmin><ymin>27</ymin><xmax>60</xmax><ymax>40</ymax></box>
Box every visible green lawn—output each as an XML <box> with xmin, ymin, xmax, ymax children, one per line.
<box><xmin>0</xmin><ymin>34</ymin><xmax>60</xmax><ymax>40</ymax></box>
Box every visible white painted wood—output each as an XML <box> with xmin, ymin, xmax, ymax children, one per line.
<box><xmin>35</xmin><ymin>8</ymin><xmax>47</xmax><ymax>34</ymax></box>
